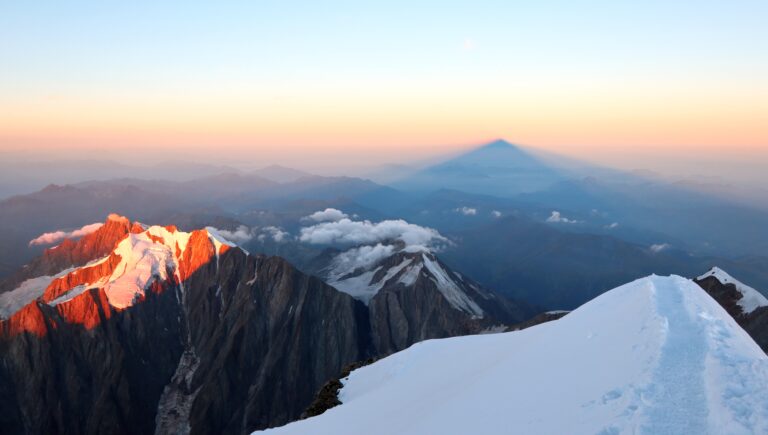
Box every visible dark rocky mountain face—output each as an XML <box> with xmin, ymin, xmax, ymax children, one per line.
<box><xmin>367</xmin><ymin>251</ymin><xmax>527</xmax><ymax>354</ymax></box>
<box><xmin>0</xmin><ymin>214</ymin><xmax>530</xmax><ymax>434</ymax></box>
<box><xmin>0</xmin><ymin>217</ymin><xmax>371</xmax><ymax>435</ymax></box>
<box><xmin>694</xmin><ymin>268</ymin><xmax>768</xmax><ymax>354</ymax></box>
<box><xmin>312</xmin><ymin>249</ymin><xmax>529</xmax><ymax>356</ymax></box>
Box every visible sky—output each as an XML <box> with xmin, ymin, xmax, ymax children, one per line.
<box><xmin>0</xmin><ymin>1</ymin><xmax>766</xmax><ymax>177</ymax></box>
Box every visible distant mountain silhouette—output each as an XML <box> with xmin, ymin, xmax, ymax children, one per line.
<box><xmin>252</xmin><ymin>165</ymin><xmax>312</xmax><ymax>183</ymax></box>
<box><xmin>391</xmin><ymin>139</ymin><xmax>565</xmax><ymax>196</ymax></box>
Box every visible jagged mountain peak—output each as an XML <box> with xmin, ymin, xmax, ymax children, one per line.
<box><xmin>0</xmin><ymin>214</ymin><xmax>245</xmax><ymax>330</ymax></box>
<box><xmin>0</xmin><ymin>214</ymin><xmax>370</xmax><ymax>434</ymax></box>
<box><xmin>324</xmin><ymin>247</ymin><xmax>485</xmax><ymax>316</ymax></box>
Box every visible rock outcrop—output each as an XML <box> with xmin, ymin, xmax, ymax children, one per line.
<box><xmin>694</xmin><ymin>267</ymin><xmax>768</xmax><ymax>354</ymax></box>
<box><xmin>367</xmin><ymin>251</ymin><xmax>526</xmax><ymax>354</ymax></box>
<box><xmin>315</xmin><ymin>248</ymin><xmax>529</xmax><ymax>356</ymax></box>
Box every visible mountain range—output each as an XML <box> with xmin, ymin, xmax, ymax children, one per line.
<box><xmin>0</xmin><ymin>214</ymin><xmax>528</xmax><ymax>434</ymax></box>
<box><xmin>1</xmin><ymin>139</ymin><xmax>768</xmax><ymax>433</ymax></box>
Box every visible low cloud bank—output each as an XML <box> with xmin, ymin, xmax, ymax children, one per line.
<box><xmin>29</xmin><ymin>222</ymin><xmax>104</xmax><ymax>246</ymax></box>
<box><xmin>329</xmin><ymin>244</ymin><xmax>396</xmax><ymax>278</ymax></box>
<box><xmin>303</xmin><ymin>208</ymin><xmax>349</xmax><ymax>223</ymax></box>
<box><xmin>299</xmin><ymin>214</ymin><xmax>447</xmax><ymax>252</ymax></box>
<box><xmin>214</xmin><ymin>225</ymin><xmax>254</xmax><ymax>244</ymax></box>
<box><xmin>210</xmin><ymin>225</ymin><xmax>291</xmax><ymax>245</ymax></box>
<box><xmin>259</xmin><ymin>226</ymin><xmax>290</xmax><ymax>243</ymax></box>
<box><xmin>300</xmin><ymin>209</ymin><xmax>448</xmax><ymax>273</ymax></box>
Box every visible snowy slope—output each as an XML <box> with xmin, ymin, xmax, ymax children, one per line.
<box><xmin>326</xmin><ymin>251</ymin><xmax>485</xmax><ymax>317</ymax></box>
<box><xmin>698</xmin><ymin>267</ymin><xmax>768</xmax><ymax>314</ymax></box>
<box><xmin>261</xmin><ymin>275</ymin><xmax>768</xmax><ymax>435</ymax></box>
<box><xmin>0</xmin><ymin>268</ymin><xmax>73</xmax><ymax>319</ymax></box>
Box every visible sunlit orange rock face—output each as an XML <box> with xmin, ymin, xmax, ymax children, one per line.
<box><xmin>179</xmin><ymin>229</ymin><xmax>217</xmax><ymax>282</ymax></box>
<box><xmin>0</xmin><ymin>303</ymin><xmax>49</xmax><ymax>337</ymax></box>
<box><xmin>42</xmin><ymin>254</ymin><xmax>123</xmax><ymax>303</ymax></box>
<box><xmin>1</xmin><ymin>215</ymin><xmax>232</xmax><ymax>338</ymax></box>
<box><xmin>55</xmin><ymin>288</ymin><xmax>112</xmax><ymax>330</ymax></box>
<box><xmin>39</xmin><ymin>213</ymin><xmax>133</xmax><ymax>271</ymax></box>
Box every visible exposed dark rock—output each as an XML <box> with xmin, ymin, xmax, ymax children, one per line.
<box><xmin>0</xmin><ymin>216</ymin><xmax>533</xmax><ymax>435</ymax></box>
<box><xmin>506</xmin><ymin>311</ymin><xmax>568</xmax><ymax>331</ymax></box>
<box><xmin>0</xmin><ymin>246</ymin><xmax>372</xmax><ymax>435</ymax></box>
<box><xmin>366</xmin><ymin>251</ymin><xmax>527</xmax><ymax>355</ymax></box>
<box><xmin>301</xmin><ymin>357</ymin><xmax>378</xmax><ymax>419</ymax></box>
<box><xmin>695</xmin><ymin>273</ymin><xmax>768</xmax><ymax>354</ymax></box>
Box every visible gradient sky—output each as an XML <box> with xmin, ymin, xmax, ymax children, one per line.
<box><xmin>1</xmin><ymin>1</ymin><xmax>766</xmax><ymax>174</ymax></box>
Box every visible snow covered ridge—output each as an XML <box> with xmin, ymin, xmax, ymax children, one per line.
<box><xmin>0</xmin><ymin>223</ymin><xmax>245</xmax><ymax>319</ymax></box>
<box><xmin>698</xmin><ymin>267</ymin><xmax>768</xmax><ymax>314</ymax></box>
<box><xmin>299</xmin><ymin>208</ymin><xmax>487</xmax><ymax>316</ymax></box>
<box><xmin>0</xmin><ymin>268</ymin><xmax>74</xmax><ymax>319</ymax></box>
<box><xmin>260</xmin><ymin>275</ymin><xmax>768</xmax><ymax>435</ymax></box>
<box><xmin>327</xmin><ymin>251</ymin><xmax>484</xmax><ymax>317</ymax></box>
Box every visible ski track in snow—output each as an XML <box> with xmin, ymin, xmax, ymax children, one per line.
<box><xmin>642</xmin><ymin>277</ymin><xmax>709</xmax><ymax>434</ymax></box>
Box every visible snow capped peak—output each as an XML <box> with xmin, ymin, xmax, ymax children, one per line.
<box><xmin>325</xmin><ymin>248</ymin><xmax>485</xmax><ymax>317</ymax></box>
<box><xmin>261</xmin><ymin>275</ymin><xmax>768</xmax><ymax>435</ymax></box>
<box><xmin>698</xmin><ymin>267</ymin><xmax>768</xmax><ymax>314</ymax></box>
<box><xmin>419</xmin><ymin>253</ymin><xmax>484</xmax><ymax>317</ymax></box>
<box><xmin>1</xmin><ymin>218</ymin><xmax>248</xmax><ymax>322</ymax></box>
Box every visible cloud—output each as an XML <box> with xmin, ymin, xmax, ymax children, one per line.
<box><xmin>303</xmin><ymin>208</ymin><xmax>349</xmax><ymax>223</ymax></box>
<box><xmin>454</xmin><ymin>207</ymin><xmax>477</xmax><ymax>216</ymax></box>
<box><xmin>328</xmin><ymin>243</ymin><xmax>396</xmax><ymax>279</ymax></box>
<box><xmin>299</xmin><ymin>214</ymin><xmax>447</xmax><ymax>252</ymax></box>
<box><xmin>300</xmin><ymin>212</ymin><xmax>450</xmax><ymax>277</ymax></box>
<box><xmin>258</xmin><ymin>226</ymin><xmax>290</xmax><ymax>243</ymax></box>
<box><xmin>546</xmin><ymin>211</ymin><xmax>579</xmax><ymax>224</ymax></box>
<box><xmin>491</xmin><ymin>210</ymin><xmax>502</xmax><ymax>218</ymax></box>
<box><xmin>650</xmin><ymin>243</ymin><xmax>671</xmax><ymax>253</ymax></box>
<box><xmin>29</xmin><ymin>222</ymin><xmax>103</xmax><ymax>246</ymax></box>
<box><xmin>210</xmin><ymin>225</ymin><xmax>290</xmax><ymax>244</ymax></box>
<box><xmin>605</xmin><ymin>222</ymin><xmax>619</xmax><ymax>229</ymax></box>
<box><xmin>212</xmin><ymin>225</ymin><xmax>254</xmax><ymax>244</ymax></box>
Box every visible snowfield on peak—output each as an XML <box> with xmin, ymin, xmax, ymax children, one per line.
<box><xmin>0</xmin><ymin>268</ymin><xmax>74</xmax><ymax>319</ymax></box>
<box><xmin>0</xmin><ymin>223</ymin><xmax>247</xmax><ymax>318</ymax></box>
<box><xmin>101</xmin><ymin>231</ymin><xmax>178</xmax><ymax>308</ymax></box>
<box><xmin>261</xmin><ymin>275</ymin><xmax>768</xmax><ymax>435</ymax></box>
<box><xmin>698</xmin><ymin>267</ymin><xmax>768</xmax><ymax>314</ymax></box>
<box><xmin>87</xmin><ymin>225</ymin><xmax>244</xmax><ymax>309</ymax></box>
<box><xmin>327</xmin><ymin>251</ymin><xmax>485</xmax><ymax>317</ymax></box>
